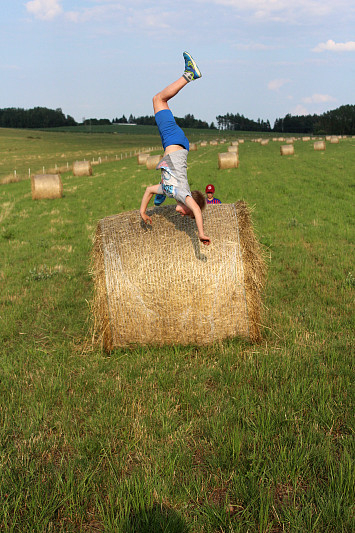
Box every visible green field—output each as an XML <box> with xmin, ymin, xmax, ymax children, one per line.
<box><xmin>1</xmin><ymin>130</ymin><xmax>354</xmax><ymax>532</ymax></box>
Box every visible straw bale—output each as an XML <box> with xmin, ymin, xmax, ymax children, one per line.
<box><xmin>31</xmin><ymin>174</ymin><xmax>63</xmax><ymax>200</ymax></box>
<box><xmin>314</xmin><ymin>141</ymin><xmax>326</xmax><ymax>151</ymax></box>
<box><xmin>210</xmin><ymin>140</ymin><xmax>218</xmax><ymax>145</ymax></box>
<box><xmin>238</xmin><ymin>139</ymin><xmax>245</xmax><ymax>144</ymax></box>
<box><xmin>190</xmin><ymin>143</ymin><xmax>197</xmax><ymax>151</ymax></box>
<box><xmin>330</xmin><ymin>136</ymin><xmax>339</xmax><ymax>144</ymax></box>
<box><xmin>137</xmin><ymin>153</ymin><xmax>149</xmax><ymax>165</ymax></box>
<box><xmin>231</xmin><ymin>141</ymin><xmax>239</xmax><ymax>146</ymax></box>
<box><xmin>146</xmin><ymin>155</ymin><xmax>162</xmax><ymax>170</ymax></box>
<box><xmin>280</xmin><ymin>145</ymin><xmax>294</xmax><ymax>155</ymax></box>
<box><xmin>200</xmin><ymin>141</ymin><xmax>207</xmax><ymax>146</ymax></box>
<box><xmin>73</xmin><ymin>161</ymin><xmax>92</xmax><ymax>176</ymax></box>
<box><xmin>227</xmin><ymin>145</ymin><xmax>239</xmax><ymax>153</ymax></box>
<box><xmin>92</xmin><ymin>202</ymin><xmax>266</xmax><ymax>351</ymax></box>
<box><xmin>260</xmin><ymin>139</ymin><xmax>269</xmax><ymax>146</ymax></box>
<box><xmin>218</xmin><ymin>152</ymin><xmax>239</xmax><ymax>169</ymax></box>
<box><xmin>302</xmin><ymin>137</ymin><xmax>310</xmax><ymax>141</ymax></box>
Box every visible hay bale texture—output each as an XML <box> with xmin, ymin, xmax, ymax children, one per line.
<box><xmin>137</xmin><ymin>153</ymin><xmax>149</xmax><ymax>165</ymax></box>
<box><xmin>218</xmin><ymin>152</ymin><xmax>239</xmax><ymax>169</ymax></box>
<box><xmin>146</xmin><ymin>155</ymin><xmax>162</xmax><ymax>170</ymax></box>
<box><xmin>93</xmin><ymin>202</ymin><xmax>266</xmax><ymax>351</ymax></box>
<box><xmin>31</xmin><ymin>174</ymin><xmax>63</xmax><ymax>200</ymax></box>
<box><xmin>314</xmin><ymin>141</ymin><xmax>326</xmax><ymax>151</ymax></box>
<box><xmin>280</xmin><ymin>145</ymin><xmax>294</xmax><ymax>156</ymax></box>
<box><xmin>73</xmin><ymin>161</ymin><xmax>92</xmax><ymax>176</ymax></box>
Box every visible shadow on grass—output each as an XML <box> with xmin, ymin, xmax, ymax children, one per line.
<box><xmin>123</xmin><ymin>503</ymin><xmax>189</xmax><ymax>533</ymax></box>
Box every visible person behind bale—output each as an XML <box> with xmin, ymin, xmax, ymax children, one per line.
<box><xmin>140</xmin><ymin>52</ymin><xmax>211</xmax><ymax>246</ymax></box>
<box><xmin>205</xmin><ymin>184</ymin><xmax>221</xmax><ymax>204</ymax></box>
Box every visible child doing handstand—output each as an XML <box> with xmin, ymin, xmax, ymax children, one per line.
<box><xmin>139</xmin><ymin>52</ymin><xmax>211</xmax><ymax>245</ymax></box>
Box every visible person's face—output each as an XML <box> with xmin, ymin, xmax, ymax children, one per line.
<box><xmin>207</xmin><ymin>192</ymin><xmax>214</xmax><ymax>199</ymax></box>
<box><xmin>176</xmin><ymin>203</ymin><xmax>195</xmax><ymax>219</ymax></box>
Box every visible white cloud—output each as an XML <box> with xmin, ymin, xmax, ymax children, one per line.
<box><xmin>268</xmin><ymin>78</ymin><xmax>290</xmax><ymax>91</ymax></box>
<box><xmin>312</xmin><ymin>39</ymin><xmax>355</xmax><ymax>52</ymax></box>
<box><xmin>25</xmin><ymin>0</ymin><xmax>62</xmax><ymax>20</ymax></box>
<box><xmin>302</xmin><ymin>94</ymin><xmax>337</xmax><ymax>104</ymax></box>
<box><xmin>291</xmin><ymin>104</ymin><xmax>309</xmax><ymax>116</ymax></box>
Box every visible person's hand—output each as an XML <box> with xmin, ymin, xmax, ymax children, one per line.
<box><xmin>199</xmin><ymin>234</ymin><xmax>211</xmax><ymax>245</ymax></box>
<box><xmin>141</xmin><ymin>212</ymin><xmax>152</xmax><ymax>225</ymax></box>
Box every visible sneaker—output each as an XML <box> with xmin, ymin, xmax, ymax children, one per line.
<box><xmin>183</xmin><ymin>51</ymin><xmax>202</xmax><ymax>81</ymax></box>
<box><xmin>154</xmin><ymin>194</ymin><xmax>166</xmax><ymax>206</ymax></box>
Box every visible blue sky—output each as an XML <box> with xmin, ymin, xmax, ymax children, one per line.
<box><xmin>1</xmin><ymin>1</ymin><xmax>354</xmax><ymax>126</ymax></box>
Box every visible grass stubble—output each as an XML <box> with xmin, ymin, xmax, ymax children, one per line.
<box><xmin>0</xmin><ymin>131</ymin><xmax>354</xmax><ymax>532</ymax></box>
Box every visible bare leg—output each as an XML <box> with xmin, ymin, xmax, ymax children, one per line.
<box><xmin>153</xmin><ymin>76</ymin><xmax>188</xmax><ymax>114</ymax></box>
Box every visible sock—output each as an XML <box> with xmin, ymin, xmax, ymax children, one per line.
<box><xmin>183</xmin><ymin>71</ymin><xmax>194</xmax><ymax>83</ymax></box>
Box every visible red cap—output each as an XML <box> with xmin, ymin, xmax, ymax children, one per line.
<box><xmin>206</xmin><ymin>184</ymin><xmax>215</xmax><ymax>194</ymax></box>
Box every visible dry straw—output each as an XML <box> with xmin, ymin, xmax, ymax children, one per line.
<box><xmin>92</xmin><ymin>202</ymin><xmax>266</xmax><ymax>351</ymax></box>
<box><xmin>210</xmin><ymin>140</ymin><xmax>218</xmax><ymax>145</ymax></box>
<box><xmin>31</xmin><ymin>174</ymin><xmax>63</xmax><ymax>200</ymax></box>
<box><xmin>260</xmin><ymin>139</ymin><xmax>269</xmax><ymax>146</ymax></box>
<box><xmin>314</xmin><ymin>141</ymin><xmax>326</xmax><ymax>151</ymax></box>
<box><xmin>73</xmin><ymin>161</ymin><xmax>92</xmax><ymax>176</ymax></box>
<box><xmin>137</xmin><ymin>153</ymin><xmax>149</xmax><ymax>165</ymax></box>
<box><xmin>280</xmin><ymin>145</ymin><xmax>294</xmax><ymax>156</ymax></box>
<box><xmin>190</xmin><ymin>143</ymin><xmax>197</xmax><ymax>151</ymax></box>
<box><xmin>200</xmin><ymin>141</ymin><xmax>207</xmax><ymax>147</ymax></box>
<box><xmin>146</xmin><ymin>155</ymin><xmax>162</xmax><ymax>170</ymax></box>
<box><xmin>330</xmin><ymin>136</ymin><xmax>340</xmax><ymax>144</ymax></box>
<box><xmin>227</xmin><ymin>145</ymin><xmax>239</xmax><ymax>153</ymax></box>
<box><xmin>218</xmin><ymin>152</ymin><xmax>239</xmax><ymax>169</ymax></box>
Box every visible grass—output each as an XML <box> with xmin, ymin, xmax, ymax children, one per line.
<box><xmin>0</xmin><ymin>132</ymin><xmax>354</xmax><ymax>532</ymax></box>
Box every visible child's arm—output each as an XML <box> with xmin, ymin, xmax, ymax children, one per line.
<box><xmin>140</xmin><ymin>184</ymin><xmax>161</xmax><ymax>224</ymax></box>
<box><xmin>185</xmin><ymin>196</ymin><xmax>211</xmax><ymax>245</ymax></box>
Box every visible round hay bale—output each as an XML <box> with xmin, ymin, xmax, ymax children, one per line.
<box><xmin>260</xmin><ymin>139</ymin><xmax>269</xmax><ymax>146</ymax></box>
<box><xmin>302</xmin><ymin>137</ymin><xmax>311</xmax><ymax>141</ymax></box>
<box><xmin>238</xmin><ymin>139</ymin><xmax>245</xmax><ymax>144</ymax></box>
<box><xmin>218</xmin><ymin>152</ymin><xmax>239</xmax><ymax>169</ymax></box>
<box><xmin>137</xmin><ymin>153</ymin><xmax>149</xmax><ymax>165</ymax></box>
<box><xmin>280</xmin><ymin>145</ymin><xmax>294</xmax><ymax>156</ymax></box>
<box><xmin>189</xmin><ymin>143</ymin><xmax>197</xmax><ymax>151</ymax></box>
<box><xmin>92</xmin><ymin>202</ymin><xmax>266</xmax><ymax>351</ymax></box>
<box><xmin>31</xmin><ymin>174</ymin><xmax>63</xmax><ymax>200</ymax></box>
<box><xmin>210</xmin><ymin>140</ymin><xmax>218</xmax><ymax>145</ymax></box>
<box><xmin>231</xmin><ymin>141</ymin><xmax>239</xmax><ymax>146</ymax></box>
<box><xmin>227</xmin><ymin>145</ymin><xmax>239</xmax><ymax>153</ymax></box>
<box><xmin>73</xmin><ymin>161</ymin><xmax>92</xmax><ymax>176</ymax></box>
<box><xmin>200</xmin><ymin>141</ymin><xmax>207</xmax><ymax>147</ymax></box>
<box><xmin>330</xmin><ymin>136</ymin><xmax>339</xmax><ymax>144</ymax></box>
<box><xmin>314</xmin><ymin>141</ymin><xmax>326</xmax><ymax>151</ymax></box>
<box><xmin>146</xmin><ymin>155</ymin><xmax>162</xmax><ymax>170</ymax></box>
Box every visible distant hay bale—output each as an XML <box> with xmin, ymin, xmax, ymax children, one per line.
<box><xmin>189</xmin><ymin>143</ymin><xmax>197</xmax><ymax>151</ymax></box>
<box><xmin>227</xmin><ymin>145</ymin><xmax>239</xmax><ymax>153</ymax></box>
<box><xmin>330</xmin><ymin>136</ymin><xmax>339</xmax><ymax>144</ymax></box>
<box><xmin>231</xmin><ymin>141</ymin><xmax>239</xmax><ymax>146</ymax></box>
<box><xmin>146</xmin><ymin>155</ymin><xmax>162</xmax><ymax>170</ymax></box>
<box><xmin>302</xmin><ymin>137</ymin><xmax>310</xmax><ymax>141</ymax></box>
<box><xmin>238</xmin><ymin>139</ymin><xmax>245</xmax><ymax>144</ymax></box>
<box><xmin>73</xmin><ymin>161</ymin><xmax>92</xmax><ymax>176</ymax></box>
<box><xmin>280</xmin><ymin>145</ymin><xmax>294</xmax><ymax>155</ymax></box>
<box><xmin>200</xmin><ymin>141</ymin><xmax>207</xmax><ymax>147</ymax></box>
<box><xmin>137</xmin><ymin>153</ymin><xmax>149</xmax><ymax>165</ymax></box>
<box><xmin>260</xmin><ymin>139</ymin><xmax>269</xmax><ymax>146</ymax></box>
<box><xmin>285</xmin><ymin>139</ymin><xmax>294</xmax><ymax>144</ymax></box>
<box><xmin>92</xmin><ymin>202</ymin><xmax>266</xmax><ymax>351</ymax></box>
<box><xmin>218</xmin><ymin>152</ymin><xmax>239</xmax><ymax>169</ymax></box>
<box><xmin>314</xmin><ymin>141</ymin><xmax>326</xmax><ymax>151</ymax></box>
<box><xmin>210</xmin><ymin>140</ymin><xmax>218</xmax><ymax>145</ymax></box>
<box><xmin>31</xmin><ymin>174</ymin><xmax>63</xmax><ymax>200</ymax></box>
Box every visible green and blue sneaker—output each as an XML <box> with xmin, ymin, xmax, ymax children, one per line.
<box><xmin>154</xmin><ymin>193</ymin><xmax>166</xmax><ymax>206</ymax></box>
<box><xmin>183</xmin><ymin>52</ymin><xmax>202</xmax><ymax>82</ymax></box>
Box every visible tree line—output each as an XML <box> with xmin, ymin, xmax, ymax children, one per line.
<box><xmin>0</xmin><ymin>105</ymin><xmax>354</xmax><ymax>134</ymax></box>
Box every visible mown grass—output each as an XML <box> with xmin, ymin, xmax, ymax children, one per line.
<box><xmin>0</xmin><ymin>133</ymin><xmax>354</xmax><ymax>532</ymax></box>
